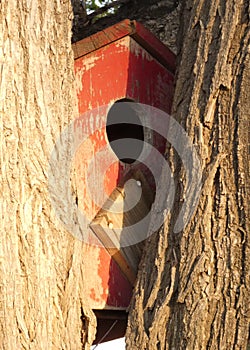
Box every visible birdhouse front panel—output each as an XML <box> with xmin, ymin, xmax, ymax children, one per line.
<box><xmin>72</xmin><ymin>20</ymin><xmax>176</xmax><ymax>310</ymax></box>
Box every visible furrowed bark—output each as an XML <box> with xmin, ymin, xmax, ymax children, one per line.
<box><xmin>0</xmin><ymin>1</ymin><xmax>95</xmax><ymax>349</ymax></box>
<box><xmin>126</xmin><ymin>1</ymin><xmax>249</xmax><ymax>349</ymax></box>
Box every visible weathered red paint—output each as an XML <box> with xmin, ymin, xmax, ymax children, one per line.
<box><xmin>88</xmin><ymin>247</ymin><xmax>132</xmax><ymax>308</ymax></box>
<box><xmin>72</xmin><ymin>19</ymin><xmax>175</xmax><ymax>73</ymax></box>
<box><xmin>73</xmin><ymin>20</ymin><xmax>175</xmax><ymax>310</ymax></box>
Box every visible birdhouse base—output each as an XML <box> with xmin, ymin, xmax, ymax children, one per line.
<box><xmin>93</xmin><ymin>310</ymin><xmax>127</xmax><ymax>345</ymax></box>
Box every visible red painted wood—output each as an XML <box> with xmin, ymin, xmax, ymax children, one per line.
<box><xmin>72</xmin><ymin>19</ymin><xmax>175</xmax><ymax>72</ymax></box>
<box><xmin>132</xmin><ymin>21</ymin><xmax>176</xmax><ymax>73</ymax></box>
<box><xmin>74</xmin><ymin>39</ymin><xmax>129</xmax><ymax>113</ymax></box>
<box><xmin>89</xmin><ymin>247</ymin><xmax>132</xmax><ymax>308</ymax></box>
<box><xmin>73</xmin><ymin>20</ymin><xmax>176</xmax><ymax>310</ymax></box>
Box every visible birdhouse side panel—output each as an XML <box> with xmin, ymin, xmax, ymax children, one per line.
<box><xmin>126</xmin><ymin>37</ymin><xmax>175</xmax><ymax>113</ymax></box>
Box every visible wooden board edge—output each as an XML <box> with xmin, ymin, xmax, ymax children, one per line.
<box><xmin>72</xmin><ymin>19</ymin><xmax>176</xmax><ymax>74</ymax></box>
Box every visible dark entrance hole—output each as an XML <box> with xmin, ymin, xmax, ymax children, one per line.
<box><xmin>106</xmin><ymin>99</ymin><xmax>144</xmax><ymax>164</ymax></box>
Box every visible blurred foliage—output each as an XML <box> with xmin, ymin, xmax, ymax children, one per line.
<box><xmin>85</xmin><ymin>0</ymin><xmax>111</xmax><ymax>13</ymax></box>
<box><xmin>85</xmin><ymin>0</ymin><xmax>120</xmax><ymax>19</ymax></box>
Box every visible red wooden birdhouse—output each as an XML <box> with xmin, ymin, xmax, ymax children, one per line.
<box><xmin>72</xmin><ymin>19</ymin><xmax>175</xmax><ymax>343</ymax></box>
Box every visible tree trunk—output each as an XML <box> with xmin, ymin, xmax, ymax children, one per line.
<box><xmin>126</xmin><ymin>0</ymin><xmax>249</xmax><ymax>349</ymax></box>
<box><xmin>0</xmin><ymin>1</ymin><xmax>95</xmax><ymax>349</ymax></box>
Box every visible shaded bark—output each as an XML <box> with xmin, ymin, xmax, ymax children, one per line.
<box><xmin>126</xmin><ymin>0</ymin><xmax>249</xmax><ymax>349</ymax></box>
<box><xmin>0</xmin><ymin>1</ymin><xmax>95</xmax><ymax>349</ymax></box>
<box><xmin>71</xmin><ymin>0</ymin><xmax>180</xmax><ymax>54</ymax></box>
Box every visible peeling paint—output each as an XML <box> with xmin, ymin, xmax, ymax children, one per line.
<box><xmin>82</xmin><ymin>53</ymin><xmax>101</xmax><ymax>72</ymax></box>
<box><xmin>129</xmin><ymin>37</ymin><xmax>153</xmax><ymax>61</ymax></box>
<box><xmin>75</xmin><ymin>67</ymin><xmax>84</xmax><ymax>95</ymax></box>
<box><xmin>114</xmin><ymin>36</ymin><xmax>130</xmax><ymax>50</ymax></box>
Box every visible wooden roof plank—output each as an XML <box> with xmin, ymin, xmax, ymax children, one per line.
<box><xmin>102</xmin><ymin>19</ymin><xmax>135</xmax><ymax>42</ymax></box>
<box><xmin>73</xmin><ymin>19</ymin><xmax>176</xmax><ymax>73</ymax></box>
<box><xmin>73</xmin><ymin>19</ymin><xmax>134</xmax><ymax>59</ymax></box>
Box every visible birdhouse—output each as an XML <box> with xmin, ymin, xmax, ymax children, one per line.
<box><xmin>72</xmin><ymin>19</ymin><xmax>175</xmax><ymax>343</ymax></box>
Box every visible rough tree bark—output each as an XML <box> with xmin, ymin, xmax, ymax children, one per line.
<box><xmin>0</xmin><ymin>1</ymin><xmax>96</xmax><ymax>349</ymax></box>
<box><xmin>126</xmin><ymin>1</ymin><xmax>249</xmax><ymax>349</ymax></box>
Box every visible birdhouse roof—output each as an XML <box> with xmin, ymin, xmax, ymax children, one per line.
<box><xmin>72</xmin><ymin>19</ymin><xmax>176</xmax><ymax>74</ymax></box>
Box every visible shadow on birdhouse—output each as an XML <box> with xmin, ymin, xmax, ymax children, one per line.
<box><xmin>72</xmin><ymin>19</ymin><xmax>175</xmax><ymax>344</ymax></box>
